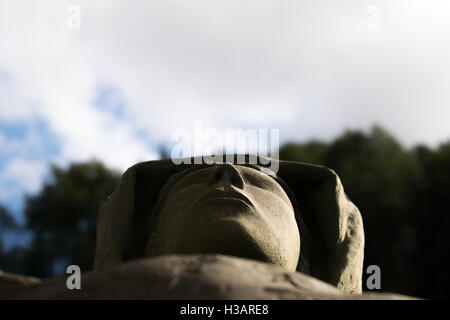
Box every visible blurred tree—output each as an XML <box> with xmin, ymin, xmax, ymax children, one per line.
<box><xmin>279</xmin><ymin>141</ymin><xmax>327</xmax><ymax>165</ymax></box>
<box><xmin>411</xmin><ymin>142</ymin><xmax>450</xmax><ymax>298</ymax></box>
<box><xmin>22</xmin><ymin>160</ymin><xmax>119</xmax><ymax>277</ymax></box>
<box><xmin>0</xmin><ymin>205</ymin><xmax>23</xmax><ymax>273</ymax></box>
<box><xmin>0</xmin><ymin>204</ymin><xmax>17</xmax><ymax>231</ymax></box>
<box><xmin>324</xmin><ymin>126</ymin><xmax>424</xmax><ymax>295</ymax></box>
<box><xmin>279</xmin><ymin>125</ymin><xmax>427</xmax><ymax>297</ymax></box>
<box><xmin>0</xmin><ymin>205</ymin><xmax>15</xmax><ymax>255</ymax></box>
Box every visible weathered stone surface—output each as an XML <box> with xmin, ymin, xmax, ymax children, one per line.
<box><xmin>95</xmin><ymin>157</ymin><xmax>364</xmax><ymax>293</ymax></box>
<box><xmin>0</xmin><ymin>254</ymin><xmax>415</xmax><ymax>300</ymax></box>
<box><xmin>0</xmin><ymin>269</ymin><xmax>41</xmax><ymax>297</ymax></box>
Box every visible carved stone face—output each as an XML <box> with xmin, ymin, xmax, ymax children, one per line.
<box><xmin>153</xmin><ymin>163</ymin><xmax>300</xmax><ymax>271</ymax></box>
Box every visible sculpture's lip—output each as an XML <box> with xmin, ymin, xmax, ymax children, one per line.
<box><xmin>194</xmin><ymin>189</ymin><xmax>254</xmax><ymax>208</ymax></box>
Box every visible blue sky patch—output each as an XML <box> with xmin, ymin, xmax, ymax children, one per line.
<box><xmin>93</xmin><ymin>84</ymin><xmax>127</xmax><ymax>120</ymax></box>
<box><xmin>0</xmin><ymin>116</ymin><xmax>62</xmax><ymax>222</ymax></box>
<box><xmin>0</xmin><ymin>117</ymin><xmax>61</xmax><ymax>169</ymax></box>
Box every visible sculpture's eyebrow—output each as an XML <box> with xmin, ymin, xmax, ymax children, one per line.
<box><xmin>167</xmin><ymin>164</ymin><xmax>210</xmax><ymax>185</ymax></box>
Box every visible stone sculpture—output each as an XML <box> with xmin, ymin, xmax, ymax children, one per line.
<box><xmin>94</xmin><ymin>155</ymin><xmax>365</xmax><ymax>294</ymax></box>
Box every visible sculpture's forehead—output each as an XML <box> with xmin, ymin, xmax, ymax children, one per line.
<box><xmin>171</xmin><ymin>164</ymin><xmax>277</xmax><ymax>187</ymax></box>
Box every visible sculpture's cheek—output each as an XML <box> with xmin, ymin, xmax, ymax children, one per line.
<box><xmin>241</xmin><ymin>191</ymin><xmax>300</xmax><ymax>271</ymax></box>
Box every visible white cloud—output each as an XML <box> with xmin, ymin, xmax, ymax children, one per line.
<box><xmin>0</xmin><ymin>158</ymin><xmax>46</xmax><ymax>204</ymax></box>
<box><xmin>1</xmin><ymin>0</ymin><xmax>450</xmax><ymax>216</ymax></box>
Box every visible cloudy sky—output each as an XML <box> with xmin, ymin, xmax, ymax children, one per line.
<box><xmin>1</xmin><ymin>0</ymin><xmax>450</xmax><ymax>222</ymax></box>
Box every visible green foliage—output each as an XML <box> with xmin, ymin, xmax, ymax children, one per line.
<box><xmin>0</xmin><ymin>204</ymin><xmax>17</xmax><ymax>231</ymax></box>
<box><xmin>22</xmin><ymin>160</ymin><xmax>119</xmax><ymax>277</ymax></box>
<box><xmin>279</xmin><ymin>141</ymin><xmax>328</xmax><ymax>165</ymax></box>
<box><xmin>325</xmin><ymin>126</ymin><xmax>423</xmax><ymax>294</ymax></box>
<box><xmin>409</xmin><ymin>142</ymin><xmax>450</xmax><ymax>298</ymax></box>
<box><xmin>0</xmin><ymin>205</ymin><xmax>22</xmax><ymax>272</ymax></box>
<box><xmin>279</xmin><ymin>126</ymin><xmax>448</xmax><ymax>298</ymax></box>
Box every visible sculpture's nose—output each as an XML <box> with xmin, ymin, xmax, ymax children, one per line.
<box><xmin>207</xmin><ymin>163</ymin><xmax>245</xmax><ymax>189</ymax></box>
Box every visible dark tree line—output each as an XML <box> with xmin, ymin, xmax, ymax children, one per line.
<box><xmin>1</xmin><ymin>125</ymin><xmax>450</xmax><ymax>298</ymax></box>
<box><xmin>280</xmin><ymin>126</ymin><xmax>450</xmax><ymax>298</ymax></box>
<box><xmin>0</xmin><ymin>161</ymin><xmax>120</xmax><ymax>278</ymax></box>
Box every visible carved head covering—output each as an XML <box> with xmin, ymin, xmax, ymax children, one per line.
<box><xmin>94</xmin><ymin>155</ymin><xmax>364</xmax><ymax>293</ymax></box>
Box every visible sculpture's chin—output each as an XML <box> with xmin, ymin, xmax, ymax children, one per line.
<box><xmin>182</xmin><ymin>217</ymin><xmax>274</xmax><ymax>264</ymax></box>
<box><xmin>157</xmin><ymin>205</ymin><xmax>298</xmax><ymax>271</ymax></box>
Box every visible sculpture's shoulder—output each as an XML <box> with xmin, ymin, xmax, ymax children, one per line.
<box><xmin>0</xmin><ymin>255</ymin><xmax>416</xmax><ymax>300</ymax></box>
